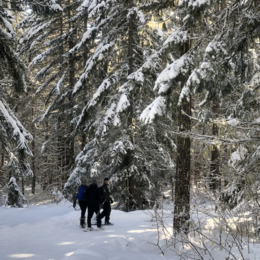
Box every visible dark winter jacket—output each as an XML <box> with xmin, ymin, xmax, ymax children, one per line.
<box><xmin>100</xmin><ymin>183</ymin><xmax>112</xmax><ymax>203</ymax></box>
<box><xmin>86</xmin><ymin>183</ymin><xmax>101</xmax><ymax>207</ymax></box>
<box><xmin>78</xmin><ymin>184</ymin><xmax>88</xmax><ymax>201</ymax></box>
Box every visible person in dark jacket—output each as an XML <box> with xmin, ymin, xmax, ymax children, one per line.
<box><xmin>99</xmin><ymin>177</ymin><xmax>113</xmax><ymax>225</ymax></box>
<box><xmin>85</xmin><ymin>179</ymin><xmax>103</xmax><ymax>231</ymax></box>
<box><xmin>73</xmin><ymin>176</ymin><xmax>88</xmax><ymax>228</ymax></box>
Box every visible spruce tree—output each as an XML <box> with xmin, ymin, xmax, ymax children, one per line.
<box><xmin>141</xmin><ymin>0</ymin><xmax>214</xmax><ymax>232</ymax></box>
<box><xmin>0</xmin><ymin>1</ymin><xmax>33</xmax><ymax>182</ymax></box>
<box><xmin>217</xmin><ymin>0</ymin><xmax>260</xmax><ymax>211</ymax></box>
<box><xmin>5</xmin><ymin>177</ymin><xmax>26</xmax><ymax>207</ymax></box>
<box><xmin>17</xmin><ymin>0</ymin><xmax>84</xmax><ymax>189</ymax></box>
<box><xmin>64</xmin><ymin>0</ymin><xmax>175</xmax><ymax>210</ymax></box>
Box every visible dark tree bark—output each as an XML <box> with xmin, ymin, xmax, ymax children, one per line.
<box><xmin>0</xmin><ymin>143</ymin><xmax>4</xmax><ymax>185</ymax></box>
<box><xmin>173</xmin><ymin>43</ymin><xmax>191</xmax><ymax>234</ymax></box>
<box><xmin>81</xmin><ymin>13</ymin><xmax>89</xmax><ymax>151</ymax></box>
<box><xmin>57</xmin><ymin>122</ymin><xmax>63</xmax><ymax>187</ymax></box>
<box><xmin>221</xmin><ymin>0</ymin><xmax>226</xmax><ymax>10</ymax></box>
<box><xmin>194</xmin><ymin>159</ymin><xmax>201</xmax><ymax>186</ymax></box>
<box><xmin>42</xmin><ymin>122</ymin><xmax>49</xmax><ymax>191</ymax></box>
<box><xmin>209</xmin><ymin>102</ymin><xmax>221</xmax><ymax>192</ymax></box>
<box><xmin>124</xmin><ymin>0</ymin><xmax>136</xmax><ymax>212</ymax></box>
<box><xmin>66</xmin><ymin>0</ymin><xmax>75</xmax><ymax>176</ymax></box>
<box><xmin>56</xmin><ymin>0</ymin><xmax>64</xmax><ymax>188</ymax></box>
<box><xmin>216</xmin><ymin>0</ymin><xmax>220</xmax><ymax>12</ymax></box>
<box><xmin>21</xmin><ymin>177</ymin><xmax>25</xmax><ymax>195</ymax></box>
<box><xmin>194</xmin><ymin>125</ymin><xmax>205</xmax><ymax>186</ymax></box>
<box><xmin>31</xmin><ymin>107</ymin><xmax>36</xmax><ymax>194</ymax></box>
<box><xmin>174</xmin><ymin>96</ymin><xmax>191</xmax><ymax>234</ymax></box>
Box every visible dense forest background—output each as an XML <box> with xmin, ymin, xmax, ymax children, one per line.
<box><xmin>1</xmin><ymin>0</ymin><xmax>260</xmax><ymax>246</ymax></box>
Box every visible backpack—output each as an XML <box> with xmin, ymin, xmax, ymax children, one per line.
<box><xmin>77</xmin><ymin>185</ymin><xmax>87</xmax><ymax>201</ymax></box>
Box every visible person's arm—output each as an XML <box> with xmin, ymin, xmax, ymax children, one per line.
<box><xmin>73</xmin><ymin>192</ymin><xmax>77</xmax><ymax>208</ymax></box>
<box><xmin>107</xmin><ymin>187</ymin><xmax>112</xmax><ymax>203</ymax></box>
<box><xmin>99</xmin><ymin>186</ymin><xmax>104</xmax><ymax>203</ymax></box>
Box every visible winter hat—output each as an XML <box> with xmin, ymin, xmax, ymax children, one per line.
<box><xmin>81</xmin><ymin>176</ymin><xmax>88</xmax><ymax>185</ymax></box>
<box><xmin>92</xmin><ymin>179</ymin><xmax>97</xmax><ymax>184</ymax></box>
<box><xmin>104</xmin><ymin>177</ymin><xmax>109</xmax><ymax>181</ymax></box>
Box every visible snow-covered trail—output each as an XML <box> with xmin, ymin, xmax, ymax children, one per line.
<box><xmin>0</xmin><ymin>201</ymin><xmax>171</xmax><ymax>260</ymax></box>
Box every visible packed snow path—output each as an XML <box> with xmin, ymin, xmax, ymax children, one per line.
<box><xmin>0</xmin><ymin>201</ymin><xmax>171</xmax><ymax>260</ymax></box>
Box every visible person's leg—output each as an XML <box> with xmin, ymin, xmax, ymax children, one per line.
<box><xmin>108</xmin><ymin>203</ymin><xmax>111</xmax><ymax>221</ymax></box>
<box><xmin>79</xmin><ymin>201</ymin><xmax>86</xmax><ymax>227</ymax></box>
<box><xmin>87</xmin><ymin>207</ymin><xmax>94</xmax><ymax>228</ymax></box>
<box><xmin>95</xmin><ymin>207</ymin><xmax>102</xmax><ymax>228</ymax></box>
<box><xmin>104</xmin><ymin>203</ymin><xmax>111</xmax><ymax>223</ymax></box>
<box><xmin>82</xmin><ymin>202</ymin><xmax>87</xmax><ymax>217</ymax></box>
<box><xmin>82</xmin><ymin>202</ymin><xmax>87</xmax><ymax>226</ymax></box>
<box><xmin>102</xmin><ymin>202</ymin><xmax>108</xmax><ymax>222</ymax></box>
<box><xmin>79</xmin><ymin>201</ymin><xmax>84</xmax><ymax>218</ymax></box>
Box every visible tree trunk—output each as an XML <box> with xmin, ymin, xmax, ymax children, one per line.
<box><xmin>81</xmin><ymin>12</ymin><xmax>89</xmax><ymax>151</ymax></box>
<box><xmin>67</xmin><ymin>0</ymin><xmax>75</xmax><ymax>183</ymax></box>
<box><xmin>216</xmin><ymin>0</ymin><xmax>220</xmax><ymax>12</ymax></box>
<box><xmin>42</xmin><ymin>122</ymin><xmax>49</xmax><ymax>191</ymax></box>
<box><xmin>255</xmin><ymin>0</ymin><xmax>260</xmax><ymax>12</ymax></box>
<box><xmin>124</xmin><ymin>0</ymin><xmax>135</xmax><ymax>212</ymax></box>
<box><xmin>21</xmin><ymin>177</ymin><xmax>25</xmax><ymax>195</ymax></box>
<box><xmin>221</xmin><ymin>0</ymin><xmax>226</xmax><ymax>10</ymax></box>
<box><xmin>174</xmin><ymin>96</ymin><xmax>191</xmax><ymax>234</ymax></box>
<box><xmin>0</xmin><ymin>143</ymin><xmax>4</xmax><ymax>185</ymax></box>
<box><xmin>57</xmin><ymin>120</ymin><xmax>62</xmax><ymax>186</ymax></box>
<box><xmin>194</xmin><ymin>159</ymin><xmax>200</xmax><ymax>186</ymax></box>
<box><xmin>194</xmin><ymin>125</ymin><xmax>205</xmax><ymax>186</ymax></box>
<box><xmin>209</xmin><ymin>102</ymin><xmax>221</xmax><ymax>192</ymax></box>
<box><xmin>173</xmin><ymin>43</ymin><xmax>191</xmax><ymax>234</ymax></box>
<box><xmin>31</xmin><ymin>107</ymin><xmax>36</xmax><ymax>194</ymax></box>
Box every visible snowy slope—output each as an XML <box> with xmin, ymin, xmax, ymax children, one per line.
<box><xmin>0</xmin><ymin>201</ymin><xmax>171</xmax><ymax>260</ymax></box>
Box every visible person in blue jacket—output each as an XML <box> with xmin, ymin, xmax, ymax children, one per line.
<box><xmin>73</xmin><ymin>176</ymin><xmax>88</xmax><ymax>228</ymax></box>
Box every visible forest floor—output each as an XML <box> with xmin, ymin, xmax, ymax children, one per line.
<box><xmin>1</xmin><ymin>195</ymin><xmax>260</xmax><ymax>260</ymax></box>
<box><xmin>0</xmin><ymin>199</ymin><xmax>172</xmax><ymax>260</ymax></box>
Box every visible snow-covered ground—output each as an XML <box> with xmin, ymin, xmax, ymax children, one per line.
<box><xmin>0</xmin><ymin>200</ymin><xmax>171</xmax><ymax>260</ymax></box>
<box><xmin>2</xmin><ymin>199</ymin><xmax>260</xmax><ymax>260</ymax></box>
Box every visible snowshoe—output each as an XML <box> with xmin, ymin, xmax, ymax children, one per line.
<box><xmin>96</xmin><ymin>226</ymin><xmax>105</xmax><ymax>231</ymax></box>
<box><xmin>84</xmin><ymin>227</ymin><xmax>94</xmax><ymax>232</ymax></box>
<box><xmin>105</xmin><ymin>221</ymin><xmax>114</xmax><ymax>225</ymax></box>
<box><xmin>91</xmin><ymin>221</ymin><xmax>114</xmax><ymax>226</ymax></box>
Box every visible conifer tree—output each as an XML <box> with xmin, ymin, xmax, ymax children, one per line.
<box><xmin>0</xmin><ymin>1</ymin><xmax>33</xmax><ymax>182</ymax></box>
<box><xmin>141</xmin><ymin>0</ymin><xmax>214</xmax><ymax>232</ymax></box>
<box><xmin>216</xmin><ymin>0</ymin><xmax>260</xmax><ymax>210</ymax></box>
<box><xmin>17</xmin><ymin>0</ymin><xmax>84</xmax><ymax>188</ymax></box>
<box><xmin>5</xmin><ymin>177</ymin><xmax>26</xmax><ymax>207</ymax></box>
<box><xmin>64</xmin><ymin>0</ymin><xmax>175</xmax><ymax>210</ymax></box>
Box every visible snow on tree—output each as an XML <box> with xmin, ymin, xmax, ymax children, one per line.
<box><xmin>0</xmin><ymin>2</ymin><xmax>33</xmax><ymax>181</ymax></box>
<box><xmin>25</xmin><ymin>0</ymin><xmax>63</xmax><ymax>14</ymax></box>
<box><xmin>0</xmin><ymin>3</ymin><xmax>27</xmax><ymax>93</ymax></box>
<box><xmin>64</xmin><ymin>0</ymin><xmax>175</xmax><ymax>210</ymax></box>
<box><xmin>178</xmin><ymin>0</ymin><xmax>260</xmax><ymax>222</ymax></box>
<box><xmin>0</xmin><ymin>100</ymin><xmax>33</xmax><ymax>178</ymax></box>
<box><xmin>138</xmin><ymin>0</ymin><xmax>260</xmax><ymax>229</ymax></box>
<box><xmin>17</xmin><ymin>0</ymin><xmax>90</xmax><ymax>187</ymax></box>
<box><xmin>140</xmin><ymin>0</ymin><xmax>215</xmax><ymax>233</ymax></box>
<box><xmin>5</xmin><ymin>177</ymin><xmax>27</xmax><ymax>207</ymax></box>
